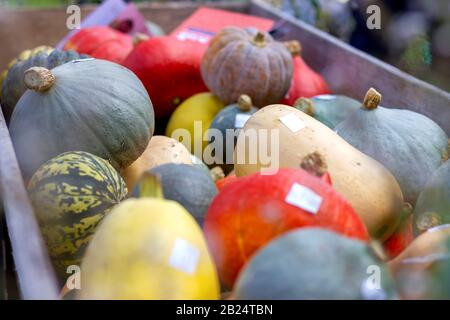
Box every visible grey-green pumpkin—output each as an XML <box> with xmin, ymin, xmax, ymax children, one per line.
<box><xmin>234</xmin><ymin>228</ymin><xmax>397</xmax><ymax>300</ymax></box>
<box><xmin>1</xmin><ymin>50</ymin><xmax>89</xmax><ymax>122</ymax></box>
<box><xmin>295</xmin><ymin>94</ymin><xmax>360</xmax><ymax>129</ymax></box>
<box><xmin>414</xmin><ymin>160</ymin><xmax>450</xmax><ymax>234</ymax></box>
<box><xmin>9</xmin><ymin>59</ymin><xmax>154</xmax><ymax>181</ymax></box>
<box><xmin>132</xmin><ymin>163</ymin><xmax>217</xmax><ymax>225</ymax></box>
<box><xmin>335</xmin><ymin>88</ymin><xmax>448</xmax><ymax>204</ymax></box>
<box><xmin>207</xmin><ymin>94</ymin><xmax>258</xmax><ymax>173</ymax></box>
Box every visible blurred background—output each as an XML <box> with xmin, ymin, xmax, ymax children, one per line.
<box><xmin>0</xmin><ymin>0</ymin><xmax>449</xmax><ymax>91</ymax></box>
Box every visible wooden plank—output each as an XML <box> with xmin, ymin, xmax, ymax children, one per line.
<box><xmin>0</xmin><ymin>106</ymin><xmax>59</xmax><ymax>300</ymax></box>
<box><xmin>250</xmin><ymin>0</ymin><xmax>450</xmax><ymax>135</ymax></box>
<box><xmin>0</xmin><ymin>1</ymin><xmax>248</xmax><ymax>70</ymax></box>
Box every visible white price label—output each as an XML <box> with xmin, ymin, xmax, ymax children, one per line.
<box><xmin>285</xmin><ymin>183</ymin><xmax>322</xmax><ymax>214</ymax></box>
<box><xmin>427</xmin><ymin>224</ymin><xmax>450</xmax><ymax>233</ymax></box>
<box><xmin>279</xmin><ymin>113</ymin><xmax>306</xmax><ymax>133</ymax></box>
<box><xmin>235</xmin><ymin>113</ymin><xmax>251</xmax><ymax>129</ymax></box>
<box><xmin>169</xmin><ymin>238</ymin><xmax>200</xmax><ymax>275</ymax></box>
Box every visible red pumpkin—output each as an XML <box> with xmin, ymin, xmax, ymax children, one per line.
<box><xmin>281</xmin><ymin>41</ymin><xmax>330</xmax><ymax>105</ymax></box>
<box><xmin>216</xmin><ymin>173</ymin><xmax>238</xmax><ymax>191</ymax></box>
<box><xmin>123</xmin><ymin>36</ymin><xmax>208</xmax><ymax>118</ymax></box>
<box><xmin>383</xmin><ymin>209</ymin><xmax>414</xmax><ymax>259</ymax></box>
<box><xmin>204</xmin><ymin>167</ymin><xmax>369</xmax><ymax>289</ymax></box>
<box><xmin>64</xmin><ymin>26</ymin><xmax>133</xmax><ymax>64</ymax></box>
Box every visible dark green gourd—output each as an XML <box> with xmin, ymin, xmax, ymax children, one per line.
<box><xmin>335</xmin><ymin>88</ymin><xmax>448</xmax><ymax>204</ymax></box>
<box><xmin>9</xmin><ymin>59</ymin><xmax>155</xmax><ymax>181</ymax></box>
<box><xmin>295</xmin><ymin>94</ymin><xmax>360</xmax><ymax>129</ymax></box>
<box><xmin>1</xmin><ymin>50</ymin><xmax>89</xmax><ymax>122</ymax></box>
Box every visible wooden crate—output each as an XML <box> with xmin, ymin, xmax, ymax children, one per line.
<box><xmin>0</xmin><ymin>0</ymin><xmax>449</xmax><ymax>299</ymax></box>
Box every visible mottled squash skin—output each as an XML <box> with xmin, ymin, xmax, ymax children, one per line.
<box><xmin>234</xmin><ymin>228</ymin><xmax>397</xmax><ymax>300</ymax></box>
<box><xmin>9</xmin><ymin>59</ymin><xmax>154</xmax><ymax>181</ymax></box>
<box><xmin>28</xmin><ymin>151</ymin><xmax>127</xmax><ymax>280</ymax></box>
<box><xmin>201</xmin><ymin>27</ymin><xmax>293</xmax><ymax>107</ymax></box>
<box><xmin>1</xmin><ymin>50</ymin><xmax>89</xmax><ymax>122</ymax></box>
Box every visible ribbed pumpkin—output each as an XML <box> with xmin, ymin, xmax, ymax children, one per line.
<box><xmin>335</xmin><ymin>88</ymin><xmax>448</xmax><ymax>204</ymax></box>
<box><xmin>234</xmin><ymin>228</ymin><xmax>396</xmax><ymax>300</ymax></box>
<box><xmin>204</xmin><ymin>165</ymin><xmax>369</xmax><ymax>288</ymax></box>
<box><xmin>28</xmin><ymin>151</ymin><xmax>127</xmax><ymax>280</ymax></box>
<box><xmin>9</xmin><ymin>59</ymin><xmax>154</xmax><ymax>181</ymax></box>
<box><xmin>123</xmin><ymin>36</ymin><xmax>208</xmax><ymax>118</ymax></box>
<box><xmin>281</xmin><ymin>41</ymin><xmax>330</xmax><ymax>105</ymax></box>
<box><xmin>1</xmin><ymin>50</ymin><xmax>89</xmax><ymax>122</ymax></box>
<box><xmin>201</xmin><ymin>27</ymin><xmax>293</xmax><ymax>107</ymax></box>
<box><xmin>64</xmin><ymin>26</ymin><xmax>133</xmax><ymax>64</ymax></box>
<box><xmin>414</xmin><ymin>160</ymin><xmax>450</xmax><ymax>234</ymax></box>
<box><xmin>207</xmin><ymin>94</ymin><xmax>258</xmax><ymax>173</ymax></box>
<box><xmin>294</xmin><ymin>94</ymin><xmax>360</xmax><ymax>129</ymax></box>
<box><xmin>79</xmin><ymin>198</ymin><xmax>220</xmax><ymax>299</ymax></box>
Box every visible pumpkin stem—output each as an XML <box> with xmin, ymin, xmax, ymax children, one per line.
<box><xmin>294</xmin><ymin>97</ymin><xmax>314</xmax><ymax>115</ymax></box>
<box><xmin>210</xmin><ymin>166</ymin><xmax>225</xmax><ymax>182</ymax></box>
<box><xmin>363</xmin><ymin>88</ymin><xmax>382</xmax><ymax>110</ymax></box>
<box><xmin>300</xmin><ymin>152</ymin><xmax>327</xmax><ymax>177</ymax></box>
<box><xmin>133</xmin><ymin>33</ymin><xmax>150</xmax><ymax>46</ymax></box>
<box><xmin>237</xmin><ymin>95</ymin><xmax>253</xmax><ymax>111</ymax></box>
<box><xmin>368</xmin><ymin>240</ymin><xmax>387</xmax><ymax>262</ymax></box>
<box><xmin>24</xmin><ymin>67</ymin><xmax>55</xmax><ymax>92</ymax></box>
<box><xmin>284</xmin><ymin>40</ymin><xmax>302</xmax><ymax>56</ymax></box>
<box><xmin>252</xmin><ymin>32</ymin><xmax>266</xmax><ymax>47</ymax></box>
<box><xmin>416</xmin><ymin>211</ymin><xmax>442</xmax><ymax>233</ymax></box>
<box><xmin>442</xmin><ymin>140</ymin><xmax>450</xmax><ymax>163</ymax></box>
<box><xmin>136</xmin><ymin>172</ymin><xmax>164</xmax><ymax>199</ymax></box>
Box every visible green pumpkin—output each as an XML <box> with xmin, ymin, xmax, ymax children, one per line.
<box><xmin>9</xmin><ymin>58</ymin><xmax>155</xmax><ymax>181</ymax></box>
<box><xmin>335</xmin><ymin>88</ymin><xmax>448</xmax><ymax>204</ymax></box>
<box><xmin>414</xmin><ymin>160</ymin><xmax>450</xmax><ymax>233</ymax></box>
<box><xmin>295</xmin><ymin>94</ymin><xmax>360</xmax><ymax>129</ymax></box>
<box><xmin>28</xmin><ymin>151</ymin><xmax>127</xmax><ymax>280</ymax></box>
<box><xmin>234</xmin><ymin>228</ymin><xmax>397</xmax><ymax>300</ymax></box>
<box><xmin>207</xmin><ymin>94</ymin><xmax>258</xmax><ymax>173</ymax></box>
<box><xmin>132</xmin><ymin>163</ymin><xmax>217</xmax><ymax>225</ymax></box>
<box><xmin>1</xmin><ymin>50</ymin><xmax>89</xmax><ymax>122</ymax></box>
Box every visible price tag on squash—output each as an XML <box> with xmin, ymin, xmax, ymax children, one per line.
<box><xmin>279</xmin><ymin>113</ymin><xmax>306</xmax><ymax>133</ymax></box>
<box><xmin>169</xmin><ymin>238</ymin><xmax>200</xmax><ymax>275</ymax></box>
<box><xmin>285</xmin><ymin>183</ymin><xmax>322</xmax><ymax>214</ymax></box>
<box><xmin>235</xmin><ymin>114</ymin><xmax>251</xmax><ymax>129</ymax></box>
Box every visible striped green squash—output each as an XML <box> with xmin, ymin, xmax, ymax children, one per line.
<box><xmin>28</xmin><ymin>151</ymin><xmax>127</xmax><ymax>280</ymax></box>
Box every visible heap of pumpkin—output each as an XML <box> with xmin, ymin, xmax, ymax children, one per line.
<box><xmin>1</xmin><ymin>25</ymin><xmax>449</xmax><ymax>300</ymax></box>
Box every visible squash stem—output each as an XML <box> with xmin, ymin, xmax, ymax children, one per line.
<box><xmin>300</xmin><ymin>152</ymin><xmax>327</xmax><ymax>177</ymax></box>
<box><xmin>252</xmin><ymin>32</ymin><xmax>267</xmax><ymax>47</ymax></box>
<box><xmin>237</xmin><ymin>94</ymin><xmax>253</xmax><ymax>111</ymax></box>
<box><xmin>24</xmin><ymin>67</ymin><xmax>55</xmax><ymax>92</ymax></box>
<box><xmin>284</xmin><ymin>40</ymin><xmax>302</xmax><ymax>56</ymax></box>
<box><xmin>294</xmin><ymin>97</ymin><xmax>314</xmax><ymax>115</ymax></box>
<box><xmin>363</xmin><ymin>88</ymin><xmax>382</xmax><ymax>110</ymax></box>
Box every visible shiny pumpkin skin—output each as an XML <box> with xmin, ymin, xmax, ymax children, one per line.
<box><xmin>383</xmin><ymin>211</ymin><xmax>414</xmax><ymax>259</ymax></box>
<box><xmin>133</xmin><ymin>163</ymin><xmax>218</xmax><ymax>225</ymax></box>
<box><xmin>64</xmin><ymin>26</ymin><xmax>133</xmax><ymax>64</ymax></box>
<box><xmin>9</xmin><ymin>59</ymin><xmax>154</xmax><ymax>181</ymax></box>
<box><xmin>201</xmin><ymin>27</ymin><xmax>293</xmax><ymax>107</ymax></box>
<box><xmin>1</xmin><ymin>50</ymin><xmax>89</xmax><ymax>122</ymax></box>
<box><xmin>28</xmin><ymin>151</ymin><xmax>127</xmax><ymax>280</ymax></box>
<box><xmin>234</xmin><ymin>104</ymin><xmax>404</xmax><ymax>242</ymax></box>
<box><xmin>414</xmin><ymin>160</ymin><xmax>450</xmax><ymax>234</ymax></box>
<box><xmin>203</xmin><ymin>168</ymin><xmax>369</xmax><ymax>288</ymax></box>
<box><xmin>281</xmin><ymin>55</ymin><xmax>330</xmax><ymax>105</ymax></box>
<box><xmin>123</xmin><ymin>36</ymin><xmax>208</xmax><ymax>118</ymax></box>
<box><xmin>234</xmin><ymin>228</ymin><xmax>396</xmax><ymax>300</ymax></box>
<box><xmin>295</xmin><ymin>94</ymin><xmax>361</xmax><ymax>129</ymax></box>
<box><xmin>79</xmin><ymin>198</ymin><xmax>220</xmax><ymax>299</ymax></box>
<box><xmin>335</xmin><ymin>101</ymin><xmax>448</xmax><ymax>205</ymax></box>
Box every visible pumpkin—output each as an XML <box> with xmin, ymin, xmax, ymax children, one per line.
<box><xmin>27</xmin><ymin>151</ymin><xmax>127</xmax><ymax>280</ymax></box>
<box><xmin>0</xmin><ymin>45</ymin><xmax>53</xmax><ymax>101</ymax></box>
<box><xmin>382</xmin><ymin>203</ymin><xmax>414</xmax><ymax>259</ymax></box>
<box><xmin>166</xmin><ymin>92</ymin><xmax>224</xmax><ymax>158</ymax></box>
<box><xmin>414</xmin><ymin>160</ymin><xmax>450</xmax><ymax>234</ymax></box>
<box><xmin>234</xmin><ymin>104</ymin><xmax>404</xmax><ymax>241</ymax></box>
<box><xmin>133</xmin><ymin>163</ymin><xmax>217</xmax><ymax>225</ymax></box>
<box><xmin>234</xmin><ymin>228</ymin><xmax>396</xmax><ymax>300</ymax></box>
<box><xmin>64</xmin><ymin>26</ymin><xmax>133</xmax><ymax>64</ymax></box>
<box><xmin>207</xmin><ymin>94</ymin><xmax>258</xmax><ymax>173</ymax></box>
<box><xmin>1</xmin><ymin>49</ymin><xmax>89</xmax><ymax>122</ymax></box>
<box><xmin>215</xmin><ymin>172</ymin><xmax>238</xmax><ymax>191</ymax></box>
<box><xmin>201</xmin><ymin>27</ymin><xmax>293</xmax><ymax>107</ymax></box>
<box><xmin>122</xmin><ymin>135</ymin><xmax>193</xmax><ymax>192</ymax></box>
<box><xmin>123</xmin><ymin>36</ymin><xmax>208</xmax><ymax>118</ymax></box>
<box><xmin>9</xmin><ymin>59</ymin><xmax>154</xmax><ymax>181</ymax></box>
<box><xmin>281</xmin><ymin>41</ymin><xmax>330</xmax><ymax>105</ymax></box>
<box><xmin>335</xmin><ymin>88</ymin><xmax>448</xmax><ymax>204</ymax></box>
<box><xmin>204</xmin><ymin>164</ymin><xmax>369</xmax><ymax>288</ymax></box>
<box><xmin>294</xmin><ymin>94</ymin><xmax>360</xmax><ymax>129</ymax></box>
<box><xmin>78</xmin><ymin>198</ymin><xmax>220</xmax><ymax>299</ymax></box>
